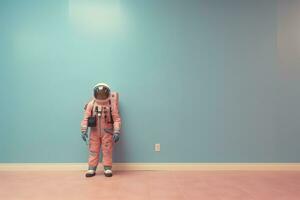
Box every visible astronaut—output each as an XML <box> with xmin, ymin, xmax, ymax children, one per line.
<box><xmin>80</xmin><ymin>83</ymin><xmax>121</xmax><ymax>177</ymax></box>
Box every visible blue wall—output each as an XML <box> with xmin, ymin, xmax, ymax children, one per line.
<box><xmin>0</xmin><ymin>0</ymin><xmax>299</xmax><ymax>163</ymax></box>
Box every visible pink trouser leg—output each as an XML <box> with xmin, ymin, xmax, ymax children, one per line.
<box><xmin>88</xmin><ymin>131</ymin><xmax>100</xmax><ymax>169</ymax></box>
<box><xmin>102</xmin><ymin>133</ymin><xmax>113</xmax><ymax>167</ymax></box>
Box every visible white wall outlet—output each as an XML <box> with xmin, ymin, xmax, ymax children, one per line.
<box><xmin>155</xmin><ymin>144</ymin><xmax>160</xmax><ymax>152</ymax></box>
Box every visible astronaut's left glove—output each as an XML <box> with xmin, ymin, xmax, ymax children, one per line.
<box><xmin>113</xmin><ymin>132</ymin><xmax>120</xmax><ymax>143</ymax></box>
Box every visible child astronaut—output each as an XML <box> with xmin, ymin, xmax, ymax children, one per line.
<box><xmin>80</xmin><ymin>83</ymin><xmax>121</xmax><ymax>177</ymax></box>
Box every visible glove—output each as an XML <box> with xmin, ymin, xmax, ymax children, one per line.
<box><xmin>81</xmin><ymin>132</ymin><xmax>88</xmax><ymax>143</ymax></box>
<box><xmin>113</xmin><ymin>132</ymin><xmax>120</xmax><ymax>143</ymax></box>
<box><xmin>81</xmin><ymin>126</ymin><xmax>88</xmax><ymax>143</ymax></box>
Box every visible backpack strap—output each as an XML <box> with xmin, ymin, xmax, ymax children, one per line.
<box><xmin>108</xmin><ymin>92</ymin><xmax>118</xmax><ymax>123</ymax></box>
<box><xmin>84</xmin><ymin>100</ymin><xmax>95</xmax><ymax>116</ymax></box>
<box><xmin>90</xmin><ymin>100</ymin><xmax>95</xmax><ymax>116</ymax></box>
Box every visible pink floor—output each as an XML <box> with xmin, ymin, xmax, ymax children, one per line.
<box><xmin>0</xmin><ymin>170</ymin><xmax>300</xmax><ymax>200</ymax></box>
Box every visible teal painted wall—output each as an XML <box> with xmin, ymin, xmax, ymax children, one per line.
<box><xmin>0</xmin><ymin>0</ymin><xmax>299</xmax><ymax>163</ymax></box>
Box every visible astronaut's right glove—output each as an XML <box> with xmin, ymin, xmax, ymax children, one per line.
<box><xmin>81</xmin><ymin>132</ymin><xmax>88</xmax><ymax>144</ymax></box>
<box><xmin>113</xmin><ymin>132</ymin><xmax>120</xmax><ymax>143</ymax></box>
<box><xmin>81</xmin><ymin>126</ymin><xmax>88</xmax><ymax>144</ymax></box>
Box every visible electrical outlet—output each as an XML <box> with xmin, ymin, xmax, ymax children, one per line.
<box><xmin>155</xmin><ymin>144</ymin><xmax>160</xmax><ymax>152</ymax></box>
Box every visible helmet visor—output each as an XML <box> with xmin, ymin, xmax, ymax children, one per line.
<box><xmin>94</xmin><ymin>85</ymin><xmax>110</xmax><ymax>100</ymax></box>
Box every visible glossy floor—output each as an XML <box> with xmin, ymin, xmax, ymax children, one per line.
<box><xmin>0</xmin><ymin>171</ymin><xmax>299</xmax><ymax>200</ymax></box>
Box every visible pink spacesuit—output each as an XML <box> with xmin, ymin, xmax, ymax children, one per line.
<box><xmin>81</xmin><ymin>83</ymin><xmax>121</xmax><ymax>177</ymax></box>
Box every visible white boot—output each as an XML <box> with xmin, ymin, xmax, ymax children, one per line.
<box><xmin>104</xmin><ymin>169</ymin><xmax>112</xmax><ymax>177</ymax></box>
<box><xmin>85</xmin><ymin>169</ymin><xmax>96</xmax><ymax>177</ymax></box>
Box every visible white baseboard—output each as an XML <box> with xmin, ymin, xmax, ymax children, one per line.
<box><xmin>0</xmin><ymin>163</ymin><xmax>300</xmax><ymax>171</ymax></box>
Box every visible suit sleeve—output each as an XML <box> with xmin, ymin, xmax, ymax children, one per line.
<box><xmin>81</xmin><ymin>101</ymin><xmax>93</xmax><ymax>127</ymax></box>
<box><xmin>112</xmin><ymin>93</ymin><xmax>121</xmax><ymax>133</ymax></box>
